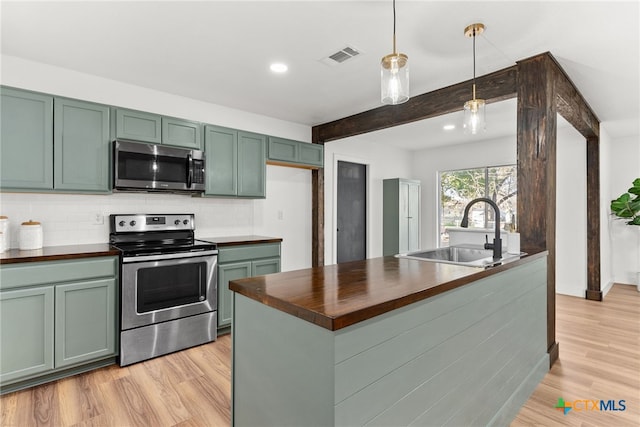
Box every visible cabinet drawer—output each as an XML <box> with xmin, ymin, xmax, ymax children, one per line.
<box><xmin>218</xmin><ymin>243</ymin><xmax>281</xmax><ymax>264</ymax></box>
<box><xmin>0</xmin><ymin>257</ymin><xmax>118</xmax><ymax>291</ymax></box>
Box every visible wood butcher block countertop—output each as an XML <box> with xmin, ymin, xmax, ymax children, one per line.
<box><xmin>0</xmin><ymin>243</ymin><xmax>119</xmax><ymax>264</ymax></box>
<box><xmin>229</xmin><ymin>251</ymin><xmax>547</xmax><ymax>331</ymax></box>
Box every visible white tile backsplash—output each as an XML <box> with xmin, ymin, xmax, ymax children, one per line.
<box><xmin>0</xmin><ymin>192</ymin><xmax>256</xmax><ymax>248</ymax></box>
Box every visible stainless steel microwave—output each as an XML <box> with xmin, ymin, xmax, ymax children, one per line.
<box><xmin>113</xmin><ymin>140</ymin><xmax>205</xmax><ymax>193</ymax></box>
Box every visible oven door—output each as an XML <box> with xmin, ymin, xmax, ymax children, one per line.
<box><xmin>121</xmin><ymin>250</ymin><xmax>217</xmax><ymax>330</ymax></box>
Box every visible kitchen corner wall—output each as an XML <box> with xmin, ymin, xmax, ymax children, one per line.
<box><xmin>0</xmin><ymin>55</ymin><xmax>313</xmax><ymax>272</ymax></box>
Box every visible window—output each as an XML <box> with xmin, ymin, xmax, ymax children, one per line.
<box><xmin>439</xmin><ymin>165</ymin><xmax>517</xmax><ymax>246</ymax></box>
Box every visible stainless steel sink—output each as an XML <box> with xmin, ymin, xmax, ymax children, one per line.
<box><xmin>395</xmin><ymin>245</ymin><xmax>525</xmax><ymax>268</ymax></box>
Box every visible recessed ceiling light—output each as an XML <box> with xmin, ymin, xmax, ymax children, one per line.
<box><xmin>443</xmin><ymin>124</ymin><xmax>456</xmax><ymax>131</ymax></box>
<box><xmin>270</xmin><ymin>63</ymin><xmax>288</xmax><ymax>73</ymax></box>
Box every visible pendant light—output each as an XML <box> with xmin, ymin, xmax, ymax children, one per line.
<box><xmin>381</xmin><ymin>0</ymin><xmax>409</xmax><ymax>105</ymax></box>
<box><xmin>463</xmin><ymin>23</ymin><xmax>486</xmax><ymax>134</ymax></box>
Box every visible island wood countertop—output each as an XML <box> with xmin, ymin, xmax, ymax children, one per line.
<box><xmin>0</xmin><ymin>243</ymin><xmax>120</xmax><ymax>265</ymax></box>
<box><xmin>229</xmin><ymin>251</ymin><xmax>547</xmax><ymax>331</ymax></box>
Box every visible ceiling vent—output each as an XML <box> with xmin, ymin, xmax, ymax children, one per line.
<box><xmin>320</xmin><ymin>46</ymin><xmax>361</xmax><ymax>66</ymax></box>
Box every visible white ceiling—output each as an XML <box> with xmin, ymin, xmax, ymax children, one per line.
<box><xmin>1</xmin><ymin>1</ymin><xmax>638</xmax><ymax>149</ymax></box>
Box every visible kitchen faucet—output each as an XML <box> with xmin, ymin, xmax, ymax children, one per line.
<box><xmin>460</xmin><ymin>197</ymin><xmax>502</xmax><ymax>261</ymax></box>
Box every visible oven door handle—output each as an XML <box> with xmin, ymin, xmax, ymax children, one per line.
<box><xmin>122</xmin><ymin>249</ymin><xmax>218</xmax><ymax>263</ymax></box>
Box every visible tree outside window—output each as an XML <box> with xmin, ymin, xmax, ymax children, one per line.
<box><xmin>439</xmin><ymin>165</ymin><xmax>517</xmax><ymax>245</ymax></box>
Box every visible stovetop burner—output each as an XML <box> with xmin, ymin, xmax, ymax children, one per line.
<box><xmin>109</xmin><ymin>214</ymin><xmax>216</xmax><ymax>256</ymax></box>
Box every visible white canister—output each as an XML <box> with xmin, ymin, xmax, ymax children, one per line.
<box><xmin>507</xmin><ymin>232</ymin><xmax>521</xmax><ymax>255</ymax></box>
<box><xmin>0</xmin><ymin>216</ymin><xmax>8</xmax><ymax>252</ymax></box>
<box><xmin>19</xmin><ymin>220</ymin><xmax>43</xmax><ymax>250</ymax></box>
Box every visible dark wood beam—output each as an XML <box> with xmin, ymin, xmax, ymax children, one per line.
<box><xmin>516</xmin><ymin>53</ymin><xmax>559</xmax><ymax>366</ymax></box>
<box><xmin>586</xmin><ymin>135</ymin><xmax>602</xmax><ymax>301</ymax></box>
<box><xmin>313</xmin><ymin>66</ymin><xmax>517</xmax><ymax>143</ymax></box>
<box><xmin>549</xmin><ymin>55</ymin><xmax>600</xmax><ymax>139</ymax></box>
<box><xmin>311</xmin><ymin>167</ymin><xmax>324</xmax><ymax>268</ymax></box>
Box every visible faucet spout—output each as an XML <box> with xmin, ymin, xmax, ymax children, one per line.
<box><xmin>460</xmin><ymin>197</ymin><xmax>503</xmax><ymax>261</ymax></box>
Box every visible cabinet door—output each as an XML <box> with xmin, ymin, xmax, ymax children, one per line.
<box><xmin>54</xmin><ymin>98</ymin><xmax>111</xmax><ymax>192</ymax></box>
<box><xmin>252</xmin><ymin>258</ymin><xmax>281</xmax><ymax>276</ymax></box>
<box><xmin>218</xmin><ymin>262</ymin><xmax>251</xmax><ymax>327</ymax></box>
<box><xmin>407</xmin><ymin>182</ymin><xmax>420</xmax><ymax>252</ymax></box>
<box><xmin>237</xmin><ymin>131</ymin><xmax>266</xmax><ymax>198</ymax></box>
<box><xmin>399</xmin><ymin>182</ymin><xmax>411</xmax><ymax>253</ymax></box>
<box><xmin>299</xmin><ymin>143</ymin><xmax>323</xmax><ymax>167</ymax></box>
<box><xmin>0</xmin><ymin>88</ymin><xmax>53</xmax><ymax>190</ymax></box>
<box><xmin>115</xmin><ymin>109</ymin><xmax>162</xmax><ymax>143</ymax></box>
<box><xmin>268</xmin><ymin>137</ymin><xmax>298</xmax><ymax>163</ymax></box>
<box><xmin>55</xmin><ymin>278</ymin><xmax>116</xmax><ymax>368</ymax></box>
<box><xmin>0</xmin><ymin>286</ymin><xmax>54</xmax><ymax>384</ymax></box>
<box><xmin>205</xmin><ymin>125</ymin><xmax>238</xmax><ymax>196</ymax></box>
<box><xmin>162</xmin><ymin>117</ymin><xmax>202</xmax><ymax>150</ymax></box>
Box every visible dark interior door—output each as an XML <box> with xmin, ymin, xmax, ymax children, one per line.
<box><xmin>337</xmin><ymin>161</ymin><xmax>366</xmax><ymax>263</ymax></box>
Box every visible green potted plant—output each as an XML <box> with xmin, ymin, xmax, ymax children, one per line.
<box><xmin>611</xmin><ymin>178</ymin><xmax>640</xmax><ymax>225</ymax></box>
<box><xmin>611</xmin><ymin>178</ymin><xmax>640</xmax><ymax>290</ymax></box>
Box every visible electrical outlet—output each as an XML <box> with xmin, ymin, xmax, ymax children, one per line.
<box><xmin>277</xmin><ymin>210</ymin><xmax>284</xmax><ymax>220</ymax></box>
<box><xmin>92</xmin><ymin>213</ymin><xmax>104</xmax><ymax>225</ymax></box>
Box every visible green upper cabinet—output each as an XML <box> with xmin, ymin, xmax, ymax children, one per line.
<box><xmin>0</xmin><ymin>87</ymin><xmax>54</xmax><ymax>190</ymax></box>
<box><xmin>205</xmin><ymin>125</ymin><xmax>238</xmax><ymax>196</ymax></box>
<box><xmin>204</xmin><ymin>126</ymin><xmax>266</xmax><ymax>198</ymax></box>
<box><xmin>267</xmin><ymin>136</ymin><xmax>323</xmax><ymax>168</ymax></box>
<box><xmin>162</xmin><ymin>117</ymin><xmax>202</xmax><ymax>149</ymax></box>
<box><xmin>54</xmin><ymin>98</ymin><xmax>110</xmax><ymax>192</ymax></box>
<box><xmin>115</xmin><ymin>109</ymin><xmax>162</xmax><ymax>144</ymax></box>
<box><xmin>238</xmin><ymin>131</ymin><xmax>266</xmax><ymax>198</ymax></box>
<box><xmin>115</xmin><ymin>108</ymin><xmax>202</xmax><ymax>149</ymax></box>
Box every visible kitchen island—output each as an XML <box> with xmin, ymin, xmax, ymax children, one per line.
<box><xmin>229</xmin><ymin>252</ymin><xmax>548</xmax><ymax>426</ymax></box>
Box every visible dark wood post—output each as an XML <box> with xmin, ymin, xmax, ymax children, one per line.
<box><xmin>516</xmin><ymin>54</ymin><xmax>559</xmax><ymax>366</ymax></box>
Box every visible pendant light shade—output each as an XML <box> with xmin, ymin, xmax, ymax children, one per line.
<box><xmin>381</xmin><ymin>0</ymin><xmax>409</xmax><ymax>105</ymax></box>
<box><xmin>463</xmin><ymin>23</ymin><xmax>486</xmax><ymax>134</ymax></box>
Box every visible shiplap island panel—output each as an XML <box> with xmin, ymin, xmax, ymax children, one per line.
<box><xmin>230</xmin><ymin>253</ymin><xmax>548</xmax><ymax>426</ymax></box>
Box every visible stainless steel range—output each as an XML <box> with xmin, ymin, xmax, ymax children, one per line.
<box><xmin>109</xmin><ymin>214</ymin><xmax>217</xmax><ymax>366</ymax></box>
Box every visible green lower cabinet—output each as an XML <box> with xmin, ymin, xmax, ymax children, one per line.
<box><xmin>217</xmin><ymin>243</ymin><xmax>281</xmax><ymax>329</ymax></box>
<box><xmin>54</xmin><ymin>278</ymin><xmax>116</xmax><ymax>368</ymax></box>
<box><xmin>0</xmin><ymin>256</ymin><xmax>118</xmax><ymax>392</ymax></box>
<box><xmin>0</xmin><ymin>286</ymin><xmax>55</xmax><ymax>384</ymax></box>
<box><xmin>218</xmin><ymin>262</ymin><xmax>252</xmax><ymax>328</ymax></box>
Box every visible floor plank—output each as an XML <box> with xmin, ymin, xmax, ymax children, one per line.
<box><xmin>1</xmin><ymin>286</ymin><xmax>638</xmax><ymax>426</ymax></box>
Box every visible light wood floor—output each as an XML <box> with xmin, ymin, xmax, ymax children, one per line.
<box><xmin>1</xmin><ymin>284</ymin><xmax>638</xmax><ymax>426</ymax></box>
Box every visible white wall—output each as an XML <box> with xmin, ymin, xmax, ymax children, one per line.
<box><xmin>0</xmin><ymin>55</ymin><xmax>313</xmax><ymax>272</ymax></box>
<box><xmin>607</xmin><ymin>132</ymin><xmax>640</xmax><ymax>286</ymax></box>
<box><xmin>323</xmin><ymin>137</ymin><xmax>412</xmax><ymax>264</ymax></box>
<box><xmin>410</xmin><ymin>136</ymin><xmax>516</xmax><ymax>249</ymax></box>
<box><xmin>555</xmin><ymin>122</ymin><xmax>587</xmax><ymax>297</ymax></box>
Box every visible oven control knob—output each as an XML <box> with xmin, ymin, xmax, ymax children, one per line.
<box><xmin>118</xmin><ymin>221</ymin><xmax>125</xmax><ymax>227</ymax></box>
<box><xmin>183</xmin><ymin>219</ymin><xmax>189</xmax><ymax>225</ymax></box>
<box><xmin>130</xmin><ymin>220</ymin><xmax>136</xmax><ymax>227</ymax></box>
<box><xmin>174</xmin><ymin>219</ymin><xmax>181</xmax><ymax>225</ymax></box>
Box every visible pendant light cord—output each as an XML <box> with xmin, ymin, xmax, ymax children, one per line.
<box><xmin>472</xmin><ymin>28</ymin><xmax>477</xmax><ymax>86</ymax></box>
<box><xmin>392</xmin><ymin>0</ymin><xmax>397</xmax><ymax>54</ymax></box>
